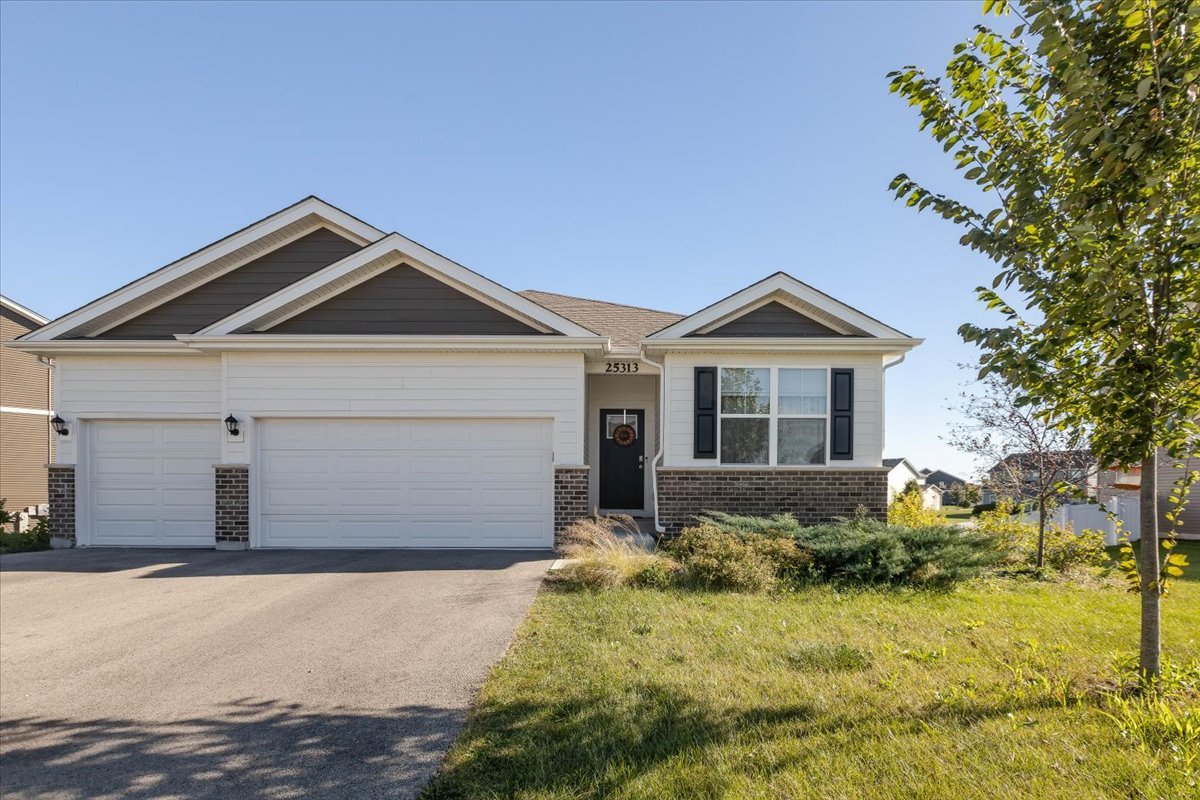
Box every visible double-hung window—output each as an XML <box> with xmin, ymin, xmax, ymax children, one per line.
<box><xmin>719</xmin><ymin>367</ymin><xmax>828</xmax><ymax>465</ymax></box>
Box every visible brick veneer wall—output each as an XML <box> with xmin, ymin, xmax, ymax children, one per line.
<box><xmin>657</xmin><ymin>468</ymin><xmax>889</xmax><ymax>534</ymax></box>
<box><xmin>215</xmin><ymin>465</ymin><xmax>250</xmax><ymax>547</ymax></box>
<box><xmin>554</xmin><ymin>466</ymin><xmax>590</xmax><ymax>549</ymax></box>
<box><xmin>48</xmin><ymin>465</ymin><xmax>75</xmax><ymax>543</ymax></box>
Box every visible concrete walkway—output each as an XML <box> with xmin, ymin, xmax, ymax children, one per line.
<box><xmin>0</xmin><ymin>548</ymin><xmax>553</xmax><ymax>799</ymax></box>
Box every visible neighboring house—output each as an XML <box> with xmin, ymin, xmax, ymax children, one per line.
<box><xmin>1</xmin><ymin>296</ymin><xmax>53</xmax><ymax>516</ymax></box>
<box><xmin>985</xmin><ymin>449</ymin><xmax>1096</xmax><ymax>502</ymax></box>
<box><xmin>883</xmin><ymin>457</ymin><xmax>942</xmax><ymax>510</ymax></box>
<box><xmin>8</xmin><ymin>197</ymin><xmax>920</xmax><ymax>550</ymax></box>
<box><xmin>922</xmin><ymin>469</ymin><xmax>968</xmax><ymax>505</ymax></box>
<box><xmin>1097</xmin><ymin>450</ymin><xmax>1199</xmax><ymax>538</ymax></box>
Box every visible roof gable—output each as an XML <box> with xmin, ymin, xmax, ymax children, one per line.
<box><xmin>268</xmin><ymin>264</ymin><xmax>545</xmax><ymax>335</ymax></box>
<box><xmin>23</xmin><ymin>197</ymin><xmax>385</xmax><ymax>342</ymax></box>
<box><xmin>95</xmin><ymin>229</ymin><xmax>362</xmax><ymax>339</ymax></box>
<box><xmin>0</xmin><ymin>296</ymin><xmax>48</xmax><ymax>329</ymax></box>
<box><xmin>692</xmin><ymin>300</ymin><xmax>848</xmax><ymax>337</ymax></box>
<box><xmin>202</xmin><ymin>233</ymin><xmax>598</xmax><ymax>338</ymax></box>
<box><xmin>648</xmin><ymin>272</ymin><xmax>910</xmax><ymax>340</ymax></box>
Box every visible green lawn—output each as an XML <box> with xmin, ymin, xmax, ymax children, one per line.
<box><xmin>425</xmin><ymin>565</ymin><xmax>1199</xmax><ymax>799</ymax></box>
<box><xmin>941</xmin><ymin>504</ymin><xmax>976</xmax><ymax>521</ymax></box>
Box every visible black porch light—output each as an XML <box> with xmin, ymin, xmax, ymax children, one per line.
<box><xmin>51</xmin><ymin>415</ymin><xmax>69</xmax><ymax>436</ymax></box>
<box><xmin>224</xmin><ymin>414</ymin><xmax>240</xmax><ymax>436</ymax></box>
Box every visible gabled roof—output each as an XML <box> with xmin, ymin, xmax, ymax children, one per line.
<box><xmin>646</xmin><ymin>272</ymin><xmax>912</xmax><ymax>340</ymax></box>
<box><xmin>1</xmin><ymin>295</ymin><xmax>49</xmax><ymax>327</ymax></box>
<box><xmin>519</xmin><ymin>291</ymin><xmax>683</xmax><ymax>352</ymax></box>
<box><xmin>197</xmin><ymin>233</ymin><xmax>599</xmax><ymax>338</ymax></box>
<box><xmin>21</xmin><ymin>197</ymin><xmax>386</xmax><ymax>342</ymax></box>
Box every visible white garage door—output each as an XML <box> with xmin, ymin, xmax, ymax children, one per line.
<box><xmin>87</xmin><ymin>421</ymin><xmax>219</xmax><ymax>546</ymax></box>
<box><xmin>258</xmin><ymin>418</ymin><xmax>554</xmax><ymax>548</ymax></box>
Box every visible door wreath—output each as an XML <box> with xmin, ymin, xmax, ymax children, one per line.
<box><xmin>612</xmin><ymin>423</ymin><xmax>637</xmax><ymax>447</ymax></box>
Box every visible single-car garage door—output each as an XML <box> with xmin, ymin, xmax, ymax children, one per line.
<box><xmin>87</xmin><ymin>421</ymin><xmax>219</xmax><ymax>546</ymax></box>
<box><xmin>258</xmin><ymin>418</ymin><xmax>553</xmax><ymax>548</ymax></box>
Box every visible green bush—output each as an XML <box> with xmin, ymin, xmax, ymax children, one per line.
<box><xmin>698</xmin><ymin>512</ymin><xmax>1002</xmax><ymax>587</ymax></box>
<box><xmin>888</xmin><ymin>483</ymin><xmax>945</xmax><ymax>527</ymax></box>
<box><xmin>976</xmin><ymin>500</ymin><xmax>1110</xmax><ymax>571</ymax></box>
<box><xmin>663</xmin><ymin>523</ymin><xmax>813</xmax><ymax>592</ymax></box>
<box><xmin>0</xmin><ymin>517</ymin><xmax>52</xmax><ymax>555</ymax></box>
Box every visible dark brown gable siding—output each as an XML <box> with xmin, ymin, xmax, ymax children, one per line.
<box><xmin>693</xmin><ymin>300</ymin><xmax>848</xmax><ymax>337</ymax></box>
<box><xmin>266</xmin><ymin>264</ymin><xmax>546</xmax><ymax>335</ymax></box>
<box><xmin>97</xmin><ymin>228</ymin><xmax>362</xmax><ymax>339</ymax></box>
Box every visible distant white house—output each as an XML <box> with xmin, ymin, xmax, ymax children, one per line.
<box><xmin>883</xmin><ymin>457</ymin><xmax>942</xmax><ymax>510</ymax></box>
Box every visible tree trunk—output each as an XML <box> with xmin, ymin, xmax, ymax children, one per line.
<box><xmin>1036</xmin><ymin>498</ymin><xmax>1046</xmax><ymax>569</ymax></box>
<box><xmin>1139</xmin><ymin>453</ymin><xmax>1160</xmax><ymax>682</ymax></box>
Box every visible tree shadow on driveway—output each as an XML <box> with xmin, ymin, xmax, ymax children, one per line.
<box><xmin>0</xmin><ymin>698</ymin><xmax>463</xmax><ymax>800</ymax></box>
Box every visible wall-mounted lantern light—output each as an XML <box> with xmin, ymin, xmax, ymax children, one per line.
<box><xmin>224</xmin><ymin>415</ymin><xmax>240</xmax><ymax>437</ymax></box>
<box><xmin>51</xmin><ymin>415</ymin><xmax>69</xmax><ymax>436</ymax></box>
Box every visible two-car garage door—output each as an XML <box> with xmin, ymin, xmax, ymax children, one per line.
<box><xmin>85</xmin><ymin>418</ymin><xmax>553</xmax><ymax>549</ymax></box>
<box><xmin>258</xmin><ymin>419</ymin><xmax>554</xmax><ymax>548</ymax></box>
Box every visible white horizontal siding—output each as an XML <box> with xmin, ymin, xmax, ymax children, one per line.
<box><xmin>223</xmin><ymin>351</ymin><xmax>585</xmax><ymax>465</ymax></box>
<box><xmin>663</xmin><ymin>352</ymin><xmax>885</xmax><ymax>468</ymax></box>
<box><xmin>54</xmin><ymin>355</ymin><xmax>222</xmax><ymax>464</ymax></box>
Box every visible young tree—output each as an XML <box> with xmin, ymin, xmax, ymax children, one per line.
<box><xmin>889</xmin><ymin>0</ymin><xmax>1199</xmax><ymax>679</ymax></box>
<box><xmin>947</xmin><ymin>371</ymin><xmax>1090</xmax><ymax>567</ymax></box>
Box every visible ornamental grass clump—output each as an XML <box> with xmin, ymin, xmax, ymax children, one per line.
<box><xmin>556</xmin><ymin>515</ymin><xmax>679</xmax><ymax>590</ymax></box>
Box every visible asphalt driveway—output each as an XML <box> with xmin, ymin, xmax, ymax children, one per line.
<box><xmin>0</xmin><ymin>548</ymin><xmax>554</xmax><ymax>800</ymax></box>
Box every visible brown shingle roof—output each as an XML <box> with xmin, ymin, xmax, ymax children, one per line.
<box><xmin>518</xmin><ymin>290</ymin><xmax>684</xmax><ymax>352</ymax></box>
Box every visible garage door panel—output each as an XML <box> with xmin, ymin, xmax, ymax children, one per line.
<box><xmin>88</xmin><ymin>421</ymin><xmax>218</xmax><ymax>547</ymax></box>
<box><xmin>410</xmin><ymin>455</ymin><xmax>473</xmax><ymax>476</ymax></box>
<box><xmin>258</xmin><ymin>418</ymin><xmax>552</xmax><ymax>548</ymax></box>
<box><xmin>94</xmin><ymin>424</ymin><xmax>157</xmax><ymax>446</ymax></box>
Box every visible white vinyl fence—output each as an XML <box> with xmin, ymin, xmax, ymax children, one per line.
<box><xmin>1018</xmin><ymin>497</ymin><xmax>1141</xmax><ymax>546</ymax></box>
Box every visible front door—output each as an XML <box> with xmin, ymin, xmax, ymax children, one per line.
<box><xmin>599</xmin><ymin>408</ymin><xmax>645</xmax><ymax>510</ymax></box>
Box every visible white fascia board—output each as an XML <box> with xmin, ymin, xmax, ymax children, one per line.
<box><xmin>21</xmin><ymin>198</ymin><xmax>386</xmax><ymax>342</ymax></box>
<box><xmin>174</xmin><ymin>334</ymin><xmax>609</xmax><ymax>353</ymax></box>
<box><xmin>4</xmin><ymin>339</ymin><xmax>200</xmax><ymax>356</ymax></box>
<box><xmin>197</xmin><ymin>233</ymin><xmax>600</xmax><ymax>338</ymax></box>
<box><xmin>647</xmin><ymin>273</ymin><xmax>911</xmax><ymax>340</ymax></box>
<box><xmin>0</xmin><ymin>296</ymin><xmax>49</xmax><ymax>325</ymax></box>
<box><xmin>641</xmin><ymin>336</ymin><xmax>923</xmax><ymax>354</ymax></box>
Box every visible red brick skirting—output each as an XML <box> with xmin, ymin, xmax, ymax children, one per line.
<box><xmin>554</xmin><ymin>466</ymin><xmax>590</xmax><ymax>550</ymax></box>
<box><xmin>657</xmin><ymin>467</ymin><xmax>888</xmax><ymax>533</ymax></box>
<box><xmin>47</xmin><ymin>465</ymin><xmax>76</xmax><ymax>543</ymax></box>
<box><xmin>215</xmin><ymin>465</ymin><xmax>250</xmax><ymax>545</ymax></box>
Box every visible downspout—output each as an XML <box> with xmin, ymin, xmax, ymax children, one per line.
<box><xmin>637</xmin><ymin>349</ymin><xmax>667</xmax><ymax>535</ymax></box>
<box><xmin>38</xmin><ymin>356</ymin><xmax>54</xmax><ymax>468</ymax></box>
<box><xmin>881</xmin><ymin>353</ymin><xmax>906</xmax><ymax>470</ymax></box>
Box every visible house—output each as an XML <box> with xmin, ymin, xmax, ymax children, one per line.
<box><xmin>1</xmin><ymin>295</ymin><xmax>53</xmax><ymax>518</ymax></box>
<box><xmin>7</xmin><ymin>197</ymin><xmax>921</xmax><ymax>550</ymax></box>
<box><xmin>1097</xmin><ymin>451</ymin><xmax>1199</xmax><ymax>538</ymax></box>
<box><xmin>984</xmin><ymin>449</ymin><xmax>1096</xmax><ymax>502</ymax></box>
<box><xmin>883</xmin><ymin>457</ymin><xmax>942</xmax><ymax>510</ymax></box>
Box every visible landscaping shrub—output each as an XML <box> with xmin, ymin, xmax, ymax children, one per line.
<box><xmin>0</xmin><ymin>500</ymin><xmax>51</xmax><ymax>555</ymax></box>
<box><xmin>887</xmin><ymin>483</ymin><xmax>944</xmax><ymax>527</ymax></box>
<box><xmin>662</xmin><ymin>524</ymin><xmax>781</xmax><ymax>591</ymax></box>
<box><xmin>556</xmin><ymin>515</ymin><xmax>679</xmax><ymax>589</ymax></box>
<box><xmin>976</xmin><ymin>500</ymin><xmax>1109</xmax><ymax>571</ymax></box>
<box><xmin>699</xmin><ymin>512</ymin><xmax>1002</xmax><ymax>587</ymax></box>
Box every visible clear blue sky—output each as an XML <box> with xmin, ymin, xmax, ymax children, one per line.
<box><xmin>0</xmin><ymin>0</ymin><xmax>1004</xmax><ymax>481</ymax></box>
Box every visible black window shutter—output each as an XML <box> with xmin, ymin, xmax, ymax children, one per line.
<box><xmin>830</xmin><ymin>368</ymin><xmax>854</xmax><ymax>460</ymax></box>
<box><xmin>694</xmin><ymin>367</ymin><xmax>717</xmax><ymax>459</ymax></box>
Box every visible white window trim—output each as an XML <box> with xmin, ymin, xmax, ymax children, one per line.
<box><xmin>717</xmin><ymin>366</ymin><xmax>831</xmax><ymax>467</ymax></box>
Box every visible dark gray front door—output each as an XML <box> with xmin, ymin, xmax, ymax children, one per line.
<box><xmin>599</xmin><ymin>409</ymin><xmax>645</xmax><ymax>509</ymax></box>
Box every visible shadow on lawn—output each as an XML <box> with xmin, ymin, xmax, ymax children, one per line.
<box><xmin>421</xmin><ymin>681</ymin><xmax>1083</xmax><ymax>799</ymax></box>
<box><xmin>0</xmin><ymin>698</ymin><xmax>463</xmax><ymax>800</ymax></box>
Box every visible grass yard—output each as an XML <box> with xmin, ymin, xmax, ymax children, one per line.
<box><xmin>425</xmin><ymin>565</ymin><xmax>1199</xmax><ymax>799</ymax></box>
<box><xmin>941</xmin><ymin>504</ymin><xmax>976</xmax><ymax>521</ymax></box>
